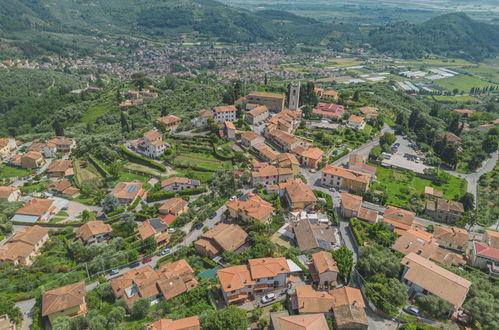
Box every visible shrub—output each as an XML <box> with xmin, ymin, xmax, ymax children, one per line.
<box><xmin>120</xmin><ymin>144</ymin><xmax>166</xmax><ymax>172</ymax></box>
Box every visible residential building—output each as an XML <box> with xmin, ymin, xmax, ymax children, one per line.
<box><xmin>133</xmin><ymin>130</ymin><xmax>169</xmax><ymax>159</ymax></box>
<box><xmin>329</xmin><ymin>287</ymin><xmax>368</xmax><ymax>330</ymax></box>
<box><xmin>147</xmin><ymin>316</ymin><xmax>201</xmax><ymax>330</ymax></box>
<box><xmin>226</xmin><ymin>193</ymin><xmax>274</xmax><ymax>224</ymax></box>
<box><xmin>339</xmin><ymin>192</ymin><xmax>380</xmax><ymax>224</ymax></box>
<box><xmin>0</xmin><ymin>225</ymin><xmax>49</xmax><ymax>265</ymax></box>
<box><xmin>251</xmin><ymin>165</ymin><xmax>278</xmax><ymax>186</ymax></box>
<box><xmin>298</xmin><ymin>147</ymin><xmax>324</xmax><ymax>169</ymax></box>
<box><xmin>401</xmin><ymin>253</ymin><xmax>471</xmax><ymax>308</ymax></box>
<box><xmin>348</xmin><ymin>154</ymin><xmax>376</xmax><ymax>175</ymax></box>
<box><xmin>314</xmin><ymin>87</ymin><xmax>324</xmax><ymax>98</ymax></box>
<box><xmin>159</xmin><ymin>198</ymin><xmax>188</xmax><ymax>216</ymax></box>
<box><xmin>276</xmin><ymin>153</ymin><xmax>300</xmax><ymax>175</ymax></box>
<box><xmin>346</xmin><ymin>115</ymin><xmax>366</xmax><ymax>130</ymax></box>
<box><xmin>383</xmin><ymin>206</ymin><xmax>415</xmax><ymax>235</ymax></box>
<box><xmin>483</xmin><ymin>230</ymin><xmax>499</xmax><ymax>249</ymax></box>
<box><xmin>20</xmin><ymin>151</ymin><xmax>45</xmax><ymax>169</ymax></box>
<box><xmin>217</xmin><ymin>257</ymin><xmax>292</xmax><ymax>304</ymax></box>
<box><xmin>292</xmin><ymin>219</ymin><xmax>340</xmax><ymax>252</ymax></box>
<box><xmin>265</xmin><ymin>109</ymin><xmax>302</xmax><ymax>133</ymax></box>
<box><xmin>0</xmin><ymin>138</ymin><xmax>16</xmax><ymax>159</ymax></box>
<box><xmin>0</xmin><ymin>186</ymin><xmax>20</xmax><ymax>202</ymax></box>
<box><xmin>157</xmin><ymin>115</ymin><xmax>182</xmax><ymax>131</ymax></box>
<box><xmin>48</xmin><ymin>136</ymin><xmax>76</xmax><ymax>153</ymax></box>
<box><xmin>321</xmin><ymin>165</ymin><xmax>372</xmax><ymax>193</ymax></box>
<box><xmin>470</xmin><ymin>242</ymin><xmax>499</xmax><ymax>276</ymax></box>
<box><xmin>320</xmin><ymin>90</ymin><xmax>339</xmax><ymax>101</ymax></box>
<box><xmin>194</xmin><ymin>223</ymin><xmax>247</xmax><ymax>258</ymax></box>
<box><xmin>424</xmin><ymin>186</ymin><xmax>443</xmax><ymax>199</ymax></box>
<box><xmin>245</xmin><ymin>105</ymin><xmax>269</xmax><ymax>124</ymax></box>
<box><xmin>47</xmin><ymin>160</ymin><xmax>74</xmax><ymax>178</ymax></box>
<box><xmin>433</xmin><ymin>226</ymin><xmax>468</xmax><ymax>253</ymax></box>
<box><xmin>0</xmin><ymin>314</ymin><xmax>16</xmax><ymax>330</ymax></box>
<box><xmin>191</xmin><ymin>109</ymin><xmax>213</xmax><ymax>127</ymax></box>
<box><xmin>137</xmin><ymin>218</ymin><xmax>171</xmax><ymax>247</ymax></box>
<box><xmin>42</xmin><ymin>281</ymin><xmax>87</xmax><ymax>324</ymax></box>
<box><xmin>267</xmin><ymin>129</ymin><xmax>306</xmax><ymax>152</ymax></box>
<box><xmin>313</xmin><ymin>103</ymin><xmax>344</xmax><ymax>118</ymax></box>
<box><xmin>425</xmin><ymin>198</ymin><xmax>464</xmax><ymax>223</ymax></box>
<box><xmin>359</xmin><ymin>106</ymin><xmax>378</xmax><ymax>118</ymax></box>
<box><xmin>110</xmin><ymin>181</ymin><xmax>147</xmax><ymax>206</ymax></box>
<box><xmin>111</xmin><ymin>260</ymin><xmax>198</xmax><ymax>309</ymax></box>
<box><xmin>253</xmin><ymin>143</ymin><xmax>280</xmax><ymax>163</ymax></box>
<box><xmin>213</xmin><ymin>105</ymin><xmax>237</xmax><ymax>123</ymax></box>
<box><xmin>76</xmin><ymin>221</ymin><xmax>113</xmax><ymax>245</ymax></box>
<box><xmin>223</xmin><ymin>121</ymin><xmax>236</xmax><ymax>140</ymax></box>
<box><xmin>27</xmin><ymin>142</ymin><xmax>57</xmax><ymax>159</ymax></box>
<box><xmin>12</xmin><ymin>198</ymin><xmax>55</xmax><ymax>223</ymax></box>
<box><xmin>437</xmin><ymin>132</ymin><xmax>461</xmax><ymax>146</ymax></box>
<box><xmin>452</xmin><ymin>109</ymin><xmax>475</xmax><ymax>117</ymax></box>
<box><xmin>240</xmin><ymin>131</ymin><xmax>265</xmax><ymax>148</ymax></box>
<box><xmin>246</xmin><ymin>91</ymin><xmax>285</xmax><ymax>112</ymax></box>
<box><xmin>270</xmin><ymin>312</ymin><xmax>329</xmax><ymax>330</ymax></box>
<box><xmin>310</xmin><ymin>251</ymin><xmax>339</xmax><ymax>286</ymax></box>
<box><xmin>294</xmin><ymin>285</ymin><xmax>334</xmax><ymax>314</ymax></box>
<box><xmin>46</xmin><ymin>179</ymin><xmax>80</xmax><ymax>198</ymax></box>
<box><xmin>279</xmin><ymin>178</ymin><xmax>317</xmax><ymax>210</ymax></box>
<box><xmin>161</xmin><ymin>177</ymin><xmax>200</xmax><ymax>192</ymax></box>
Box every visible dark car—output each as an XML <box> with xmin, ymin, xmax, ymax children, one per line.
<box><xmin>130</xmin><ymin>260</ymin><xmax>140</xmax><ymax>268</ymax></box>
<box><xmin>403</xmin><ymin>305</ymin><xmax>421</xmax><ymax>316</ymax></box>
<box><xmin>109</xmin><ymin>268</ymin><xmax>120</xmax><ymax>276</ymax></box>
<box><xmin>142</xmin><ymin>256</ymin><xmax>152</xmax><ymax>263</ymax></box>
<box><xmin>193</xmin><ymin>222</ymin><xmax>203</xmax><ymax>230</ymax></box>
<box><xmin>209</xmin><ymin>212</ymin><xmax>217</xmax><ymax>219</ymax></box>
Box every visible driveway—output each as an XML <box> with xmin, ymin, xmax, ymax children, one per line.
<box><xmin>64</xmin><ymin>200</ymin><xmax>102</xmax><ymax>220</ymax></box>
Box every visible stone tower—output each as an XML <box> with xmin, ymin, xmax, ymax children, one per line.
<box><xmin>289</xmin><ymin>81</ymin><xmax>300</xmax><ymax>111</ymax></box>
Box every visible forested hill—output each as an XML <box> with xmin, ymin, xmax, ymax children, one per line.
<box><xmin>367</xmin><ymin>13</ymin><xmax>499</xmax><ymax>60</ymax></box>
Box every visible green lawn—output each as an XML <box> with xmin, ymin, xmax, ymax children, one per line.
<box><xmin>81</xmin><ymin>102</ymin><xmax>116</xmax><ymax>123</ymax></box>
<box><xmin>0</xmin><ymin>165</ymin><xmax>31</xmax><ymax>178</ymax></box>
<box><xmin>436</xmin><ymin>75</ymin><xmax>498</xmax><ymax>92</ymax></box>
<box><xmin>174</xmin><ymin>153</ymin><xmax>230</xmax><ymax>171</ymax></box>
<box><xmin>117</xmin><ymin>171</ymin><xmax>151</xmax><ymax>183</ymax></box>
<box><xmin>370</xmin><ymin>164</ymin><xmax>467</xmax><ymax>209</ymax></box>
<box><xmin>431</xmin><ymin>95</ymin><xmax>477</xmax><ymax>102</ymax></box>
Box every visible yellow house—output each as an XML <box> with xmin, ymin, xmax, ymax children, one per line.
<box><xmin>42</xmin><ymin>281</ymin><xmax>87</xmax><ymax>324</ymax></box>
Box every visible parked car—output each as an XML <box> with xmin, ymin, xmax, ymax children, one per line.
<box><xmin>109</xmin><ymin>268</ymin><xmax>120</xmax><ymax>275</ymax></box>
<box><xmin>229</xmin><ymin>195</ymin><xmax>237</xmax><ymax>201</ymax></box>
<box><xmin>193</xmin><ymin>222</ymin><xmax>203</xmax><ymax>230</ymax></box>
<box><xmin>160</xmin><ymin>248</ymin><xmax>171</xmax><ymax>256</ymax></box>
<box><xmin>130</xmin><ymin>260</ymin><xmax>141</xmax><ymax>268</ymax></box>
<box><xmin>167</xmin><ymin>228</ymin><xmax>176</xmax><ymax>233</ymax></box>
<box><xmin>329</xmin><ymin>187</ymin><xmax>336</xmax><ymax>192</ymax></box>
<box><xmin>142</xmin><ymin>256</ymin><xmax>152</xmax><ymax>263</ymax></box>
<box><xmin>209</xmin><ymin>212</ymin><xmax>217</xmax><ymax>219</ymax></box>
<box><xmin>403</xmin><ymin>305</ymin><xmax>421</xmax><ymax>316</ymax></box>
<box><xmin>261</xmin><ymin>293</ymin><xmax>276</xmax><ymax>304</ymax></box>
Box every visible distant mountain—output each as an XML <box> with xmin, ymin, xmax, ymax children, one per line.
<box><xmin>367</xmin><ymin>13</ymin><xmax>499</xmax><ymax>60</ymax></box>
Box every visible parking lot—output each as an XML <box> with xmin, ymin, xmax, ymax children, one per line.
<box><xmin>381</xmin><ymin>136</ymin><xmax>430</xmax><ymax>174</ymax></box>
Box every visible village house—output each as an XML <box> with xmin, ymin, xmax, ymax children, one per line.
<box><xmin>12</xmin><ymin>198</ymin><xmax>56</xmax><ymax>223</ymax></box>
<box><xmin>245</xmin><ymin>91</ymin><xmax>285</xmax><ymax>112</ymax></box>
<box><xmin>222</xmin><ymin>121</ymin><xmax>236</xmax><ymax>140</ymax></box>
<box><xmin>321</xmin><ymin>165</ymin><xmax>372</xmax><ymax>193</ymax></box>
<box><xmin>48</xmin><ymin>136</ymin><xmax>76</xmax><ymax>153</ymax></box>
<box><xmin>296</xmin><ymin>147</ymin><xmax>324</xmax><ymax>169</ymax></box>
<box><xmin>213</xmin><ymin>105</ymin><xmax>237</xmax><ymax>124</ymax></box>
<box><xmin>251</xmin><ymin>164</ymin><xmax>293</xmax><ymax>186</ymax></box>
<box><xmin>245</xmin><ymin>105</ymin><xmax>269</xmax><ymax>125</ymax></box>
<box><xmin>348</xmin><ymin>154</ymin><xmax>376</xmax><ymax>176</ymax></box>
<box><xmin>401</xmin><ymin>253</ymin><xmax>471</xmax><ymax>309</ymax></box>
<box><xmin>217</xmin><ymin>257</ymin><xmax>294</xmax><ymax>304</ymax></box>
<box><xmin>76</xmin><ymin>221</ymin><xmax>113</xmax><ymax>245</ymax></box>
<box><xmin>137</xmin><ymin>218</ymin><xmax>171</xmax><ymax>247</ymax></box>
<box><xmin>313</xmin><ymin>103</ymin><xmax>345</xmax><ymax>118</ymax></box>
<box><xmin>0</xmin><ymin>138</ymin><xmax>17</xmax><ymax>159</ymax></box>
<box><xmin>194</xmin><ymin>223</ymin><xmax>248</xmax><ymax>259</ymax></box>
<box><xmin>314</xmin><ymin>87</ymin><xmax>324</xmax><ymax>98</ymax></box>
<box><xmin>276</xmin><ymin>153</ymin><xmax>300</xmax><ymax>175</ymax></box>
<box><xmin>252</xmin><ymin>143</ymin><xmax>280</xmax><ymax>163</ymax></box>
<box><xmin>437</xmin><ymin>132</ymin><xmax>461</xmax><ymax>146</ymax></box>
<box><xmin>226</xmin><ymin>193</ymin><xmax>275</xmax><ymax>224</ymax></box>
<box><xmin>483</xmin><ymin>230</ymin><xmax>499</xmax><ymax>249</ymax></box>
<box><xmin>265</xmin><ymin>110</ymin><xmax>302</xmax><ymax>134</ymax></box>
<box><xmin>28</xmin><ymin>141</ymin><xmax>57</xmax><ymax>158</ymax></box>
<box><xmin>20</xmin><ymin>151</ymin><xmax>45</xmax><ymax>169</ymax></box>
<box><xmin>359</xmin><ymin>106</ymin><xmax>378</xmax><ymax>118</ymax></box>
<box><xmin>309</xmin><ymin>251</ymin><xmax>339</xmax><ymax>286</ymax></box>
<box><xmin>110</xmin><ymin>181</ymin><xmax>147</xmax><ymax>206</ymax></box>
<box><xmin>240</xmin><ymin>131</ymin><xmax>265</xmax><ymax>148</ymax></box>
<box><xmin>346</xmin><ymin>115</ymin><xmax>366</xmax><ymax>130</ymax></box>
<box><xmin>279</xmin><ymin>178</ymin><xmax>317</xmax><ymax>210</ymax></box>
<box><xmin>425</xmin><ymin>198</ymin><xmax>464</xmax><ymax>223</ymax></box>
<box><xmin>424</xmin><ymin>186</ymin><xmax>443</xmax><ymax>199</ymax></box>
<box><xmin>0</xmin><ymin>186</ymin><xmax>20</xmax><ymax>202</ymax></box>
<box><xmin>0</xmin><ymin>225</ymin><xmax>49</xmax><ymax>266</ymax></box>
<box><xmin>46</xmin><ymin>179</ymin><xmax>80</xmax><ymax>198</ymax></box>
<box><xmin>433</xmin><ymin>226</ymin><xmax>468</xmax><ymax>253</ymax></box>
<box><xmin>191</xmin><ymin>109</ymin><xmax>214</xmax><ymax>127</ymax></box>
<box><xmin>320</xmin><ymin>90</ymin><xmax>339</xmax><ymax>102</ymax></box>
<box><xmin>161</xmin><ymin>177</ymin><xmax>200</xmax><ymax>192</ymax></box>
<box><xmin>158</xmin><ymin>198</ymin><xmax>189</xmax><ymax>216</ymax></box>
<box><xmin>383</xmin><ymin>206</ymin><xmax>416</xmax><ymax>235</ymax></box>
<box><xmin>470</xmin><ymin>242</ymin><xmax>499</xmax><ymax>276</ymax></box>
<box><xmin>47</xmin><ymin>159</ymin><xmax>74</xmax><ymax>178</ymax></box>
<box><xmin>110</xmin><ymin>260</ymin><xmax>198</xmax><ymax>309</ymax></box>
<box><xmin>452</xmin><ymin>109</ymin><xmax>475</xmax><ymax>117</ymax></box>
<box><xmin>292</xmin><ymin>219</ymin><xmax>340</xmax><ymax>252</ymax></box>
<box><xmin>147</xmin><ymin>316</ymin><xmax>201</xmax><ymax>330</ymax></box>
<box><xmin>0</xmin><ymin>314</ymin><xmax>16</xmax><ymax>330</ymax></box>
<box><xmin>131</xmin><ymin>130</ymin><xmax>169</xmax><ymax>159</ymax></box>
<box><xmin>156</xmin><ymin>115</ymin><xmax>182</xmax><ymax>131</ymax></box>
<box><xmin>339</xmin><ymin>192</ymin><xmax>380</xmax><ymax>224</ymax></box>
<box><xmin>270</xmin><ymin>312</ymin><xmax>329</xmax><ymax>330</ymax></box>
<box><xmin>42</xmin><ymin>281</ymin><xmax>87</xmax><ymax>324</ymax></box>
<box><xmin>267</xmin><ymin>129</ymin><xmax>307</xmax><ymax>153</ymax></box>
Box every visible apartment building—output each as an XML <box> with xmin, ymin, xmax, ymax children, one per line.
<box><xmin>226</xmin><ymin>193</ymin><xmax>275</xmax><ymax>224</ymax></box>
<box><xmin>194</xmin><ymin>223</ymin><xmax>247</xmax><ymax>258</ymax></box>
<box><xmin>321</xmin><ymin>165</ymin><xmax>372</xmax><ymax>193</ymax></box>
<box><xmin>213</xmin><ymin>105</ymin><xmax>237</xmax><ymax>123</ymax></box>
<box><xmin>245</xmin><ymin>105</ymin><xmax>269</xmax><ymax>125</ymax></box>
<box><xmin>425</xmin><ymin>198</ymin><xmax>464</xmax><ymax>223</ymax></box>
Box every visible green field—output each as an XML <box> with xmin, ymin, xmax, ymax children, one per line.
<box><xmin>431</xmin><ymin>95</ymin><xmax>477</xmax><ymax>102</ymax></box>
<box><xmin>0</xmin><ymin>165</ymin><xmax>31</xmax><ymax>178</ymax></box>
<box><xmin>370</xmin><ymin>164</ymin><xmax>467</xmax><ymax>209</ymax></box>
<box><xmin>81</xmin><ymin>102</ymin><xmax>116</xmax><ymax>123</ymax></box>
<box><xmin>436</xmin><ymin>75</ymin><xmax>497</xmax><ymax>92</ymax></box>
<box><xmin>174</xmin><ymin>153</ymin><xmax>230</xmax><ymax>171</ymax></box>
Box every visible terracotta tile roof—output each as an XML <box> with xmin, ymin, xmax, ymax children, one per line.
<box><xmin>198</xmin><ymin>109</ymin><xmax>213</xmax><ymax>118</ymax></box>
<box><xmin>157</xmin><ymin>115</ymin><xmax>182</xmax><ymax>125</ymax></box>
<box><xmin>248</xmin><ymin>91</ymin><xmax>284</xmax><ymax>99</ymax></box>
<box><xmin>217</xmin><ymin>265</ymin><xmax>255</xmax><ymax>292</ymax></box>
<box><xmin>148</xmin><ymin>316</ymin><xmax>201</xmax><ymax>330</ymax></box>
<box><xmin>252</xmin><ymin>165</ymin><xmax>278</xmax><ymax>178</ymax></box>
<box><xmin>111</xmin><ymin>181</ymin><xmax>145</xmax><ymax>201</ymax></box>
<box><xmin>340</xmin><ymin>192</ymin><xmax>362</xmax><ymax>214</ymax></box>
<box><xmin>348</xmin><ymin>154</ymin><xmax>365</xmax><ymax>168</ymax></box>
<box><xmin>0</xmin><ymin>225</ymin><xmax>49</xmax><ymax>261</ymax></box>
<box><xmin>383</xmin><ymin>206</ymin><xmax>415</xmax><ymax>233</ymax></box>
<box><xmin>437</xmin><ymin>132</ymin><xmax>461</xmax><ymax>143</ymax></box>
<box><xmin>241</xmin><ymin>131</ymin><xmax>264</xmax><ymax>142</ymax></box>
<box><xmin>277</xmin><ymin>153</ymin><xmax>300</xmax><ymax>167</ymax></box>
<box><xmin>277</xmin><ymin>167</ymin><xmax>293</xmax><ymax>176</ymax></box>
<box><xmin>253</xmin><ymin>143</ymin><xmax>280</xmax><ymax>162</ymax></box>
<box><xmin>348</xmin><ymin>115</ymin><xmax>364</xmax><ymax>123</ymax></box>
<box><xmin>301</xmin><ymin>147</ymin><xmax>324</xmax><ymax>161</ymax></box>
<box><xmin>433</xmin><ymin>198</ymin><xmax>464</xmax><ymax>213</ymax></box>
<box><xmin>47</xmin><ymin>160</ymin><xmax>73</xmax><ymax>175</ymax></box>
<box><xmin>280</xmin><ymin>178</ymin><xmax>317</xmax><ymax>206</ymax></box>
<box><xmin>312</xmin><ymin>251</ymin><xmax>339</xmax><ymax>274</ymax></box>
<box><xmin>424</xmin><ymin>186</ymin><xmax>443</xmax><ymax>197</ymax></box>
<box><xmin>248</xmin><ymin>257</ymin><xmax>290</xmax><ymax>279</ymax></box>
<box><xmin>329</xmin><ymin>286</ymin><xmax>365</xmax><ymax>308</ymax></box>
<box><xmin>401</xmin><ymin>253</ymin><xmax>471</xmax><ymax>307</ymax></box>
<box><xmin>22</xmin><ymin>151</ymin><xmax>43</xmax><ymax>160</ymax></box>
<box><xmin>434</xmin><ymin>226</ymin><xmax>468</xmax><ymax>249</ymax></box>
<box><xmin>15</xmin><ymin>199</ymin><xmax>54</xmax><ymax>216</ymax></box>
<box><xmin>225</xmin><ymin>193</ymin><xmax>274</xmax><ymax>221</ymax></box>
<box><xmin>322</xmin><ymin>165</ymin><xmax>372</xmax><ymax>184</ymax></box>
<box><xmin>0</xmin><ymin>186</ymin><xmax>19</xmax><ymax>200</ymax></box>
<box><xmin>47</xmin><ymin>178</ymin><xmax>72</xmax><ymax>192</ymax></box>
<box><xmin>359</xmin><ymin>106</ymin><xmax>378</xmax><ymax>115</ymax></box>
<box><xmin>485</xmin><ymin>230</ymin><xmax>499</xmax><ymax>249</ymax></box>
<box><xmin>161</xmin><ymin>177</ymin><xmax>197</xmax><ymax>188</ymax></box>
<box><xmin>293</xmin><ymin>220</ymin><xmax>338</xmax><ymax>252</ymax></box>
<box><xmin>144</xmin><ymin>130</ymin><xmax>162</xmax><ymax>140</ymax></box>
<box><xmin>358</xmin><ymin>207</ymin><xmax>378</xmax><ymax>223</ymax></box>
<box><xmin>76</xmin><ymin>221</ymin><xmax>112</xmax><ymax>242</ymax></box>
<box><xmin>225</xmin><ymin>121</ymin><xmax>236</xmax><ymax>130</ymax></box>
<box><xmin>473</xmin><ymin>241</ymin><xmax>499</xmax><ymax>261</ymax></box>
<box><xmin>295</xmin><ymin>285</ymin><xmax>334</xmax><ymax>313</ymax></box>
<box><xmin>196</xmin><ymin>223</ymin><xmax>247</xmax><ymax>253</ymax></box>
<box><xmin>42</xmin><ymin>281</ymin><xmax>86</xmax><ymax>316</ymax></box>
<box><xmin>159</xmin><ymin>198</ymin><xmax>188</xmax><ymax>215</ymax></box>
<box><xmin>275</xmin><ymin>314</ymin><xmax>329</xmax><ymax>330</ymax></box>
<box><xmin>247</xmin><ymin>105</ymin><xmax>268</xmax><ymax>116</ymax></box>
<box><xmin>333</xmin><ymin>304</ymin><xmax>368</xmax><ymax>328</ymax></box>
<box><xmin>213</xmin><ymin>105</ymin><xmax>237</xmax><ymax>113</ymax></box>
<box><xmin>10</xmin><ymin>225</ymin><xmax>49</xmax><ymax>245</ymax></box>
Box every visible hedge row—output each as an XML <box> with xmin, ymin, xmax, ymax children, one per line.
<box><xmin>11</xmin><ymin>221</ymin><xmax>84</xmax><ymax>227</ymax></box>
<box><xmin>120</xmin><ymin>144</ymin><xmax>166</xmax><ymax>172</ymax></box>
<box><xmin>127</xmin><ymin>196</ymin><xmax>142</xmax><ymax>211</ymax></box>
<box><xmin>173</xmin><ymin>162</ymin><xmax>216</xmax><ymax>172</ymax></box>
<box><xmin>88</xmin><ymin>154</ymin><xmax>111</xmax><ymax>178</ymax></box>
<box><xmin>147</xmin><ymin>191</ymin><xmax>175</xmax><ymax>202</ymax></box>
<box><xmin>349</xmin><ymin>218</ymin><xmax>368</xmax><ymax>246</ymax></box>
<box><xmin>178</xmin><ymin>186</ymin><xmax>207</xmax><ymax>196</ymax></box>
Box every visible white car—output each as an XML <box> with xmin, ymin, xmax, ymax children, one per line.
<box><xmin>261</xmin><ymin>293</ymin><xmax>276</xmax><ymax>304</ymax></box>
<box><xmin>167</xmin><ymin>228</ymin><xmax>176</xmax><ymax>233</ymax></box>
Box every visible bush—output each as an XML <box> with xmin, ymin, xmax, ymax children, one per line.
<box><xmin>131</xmin><ymin>297</ymin><xmax>150</xmax><ymax>320</ymax></box>
<box><xmin>415</xmin><ymin>295</ymin><xmax>452</xmax><ymax>319</ymax></box>
<box><xmin>178</xmin><ymin>186</ymin><xmax>207</xmax><ymax>196</ymax></box>
<box><xmin>120</xmin><ymin>144</ymin><xmax>166</xmax><ymax>172</ymax></box>
<box><xmin>147</xmin><ymin>191</ymin><xmax>175</xmax><ymax>202</ymax></box>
